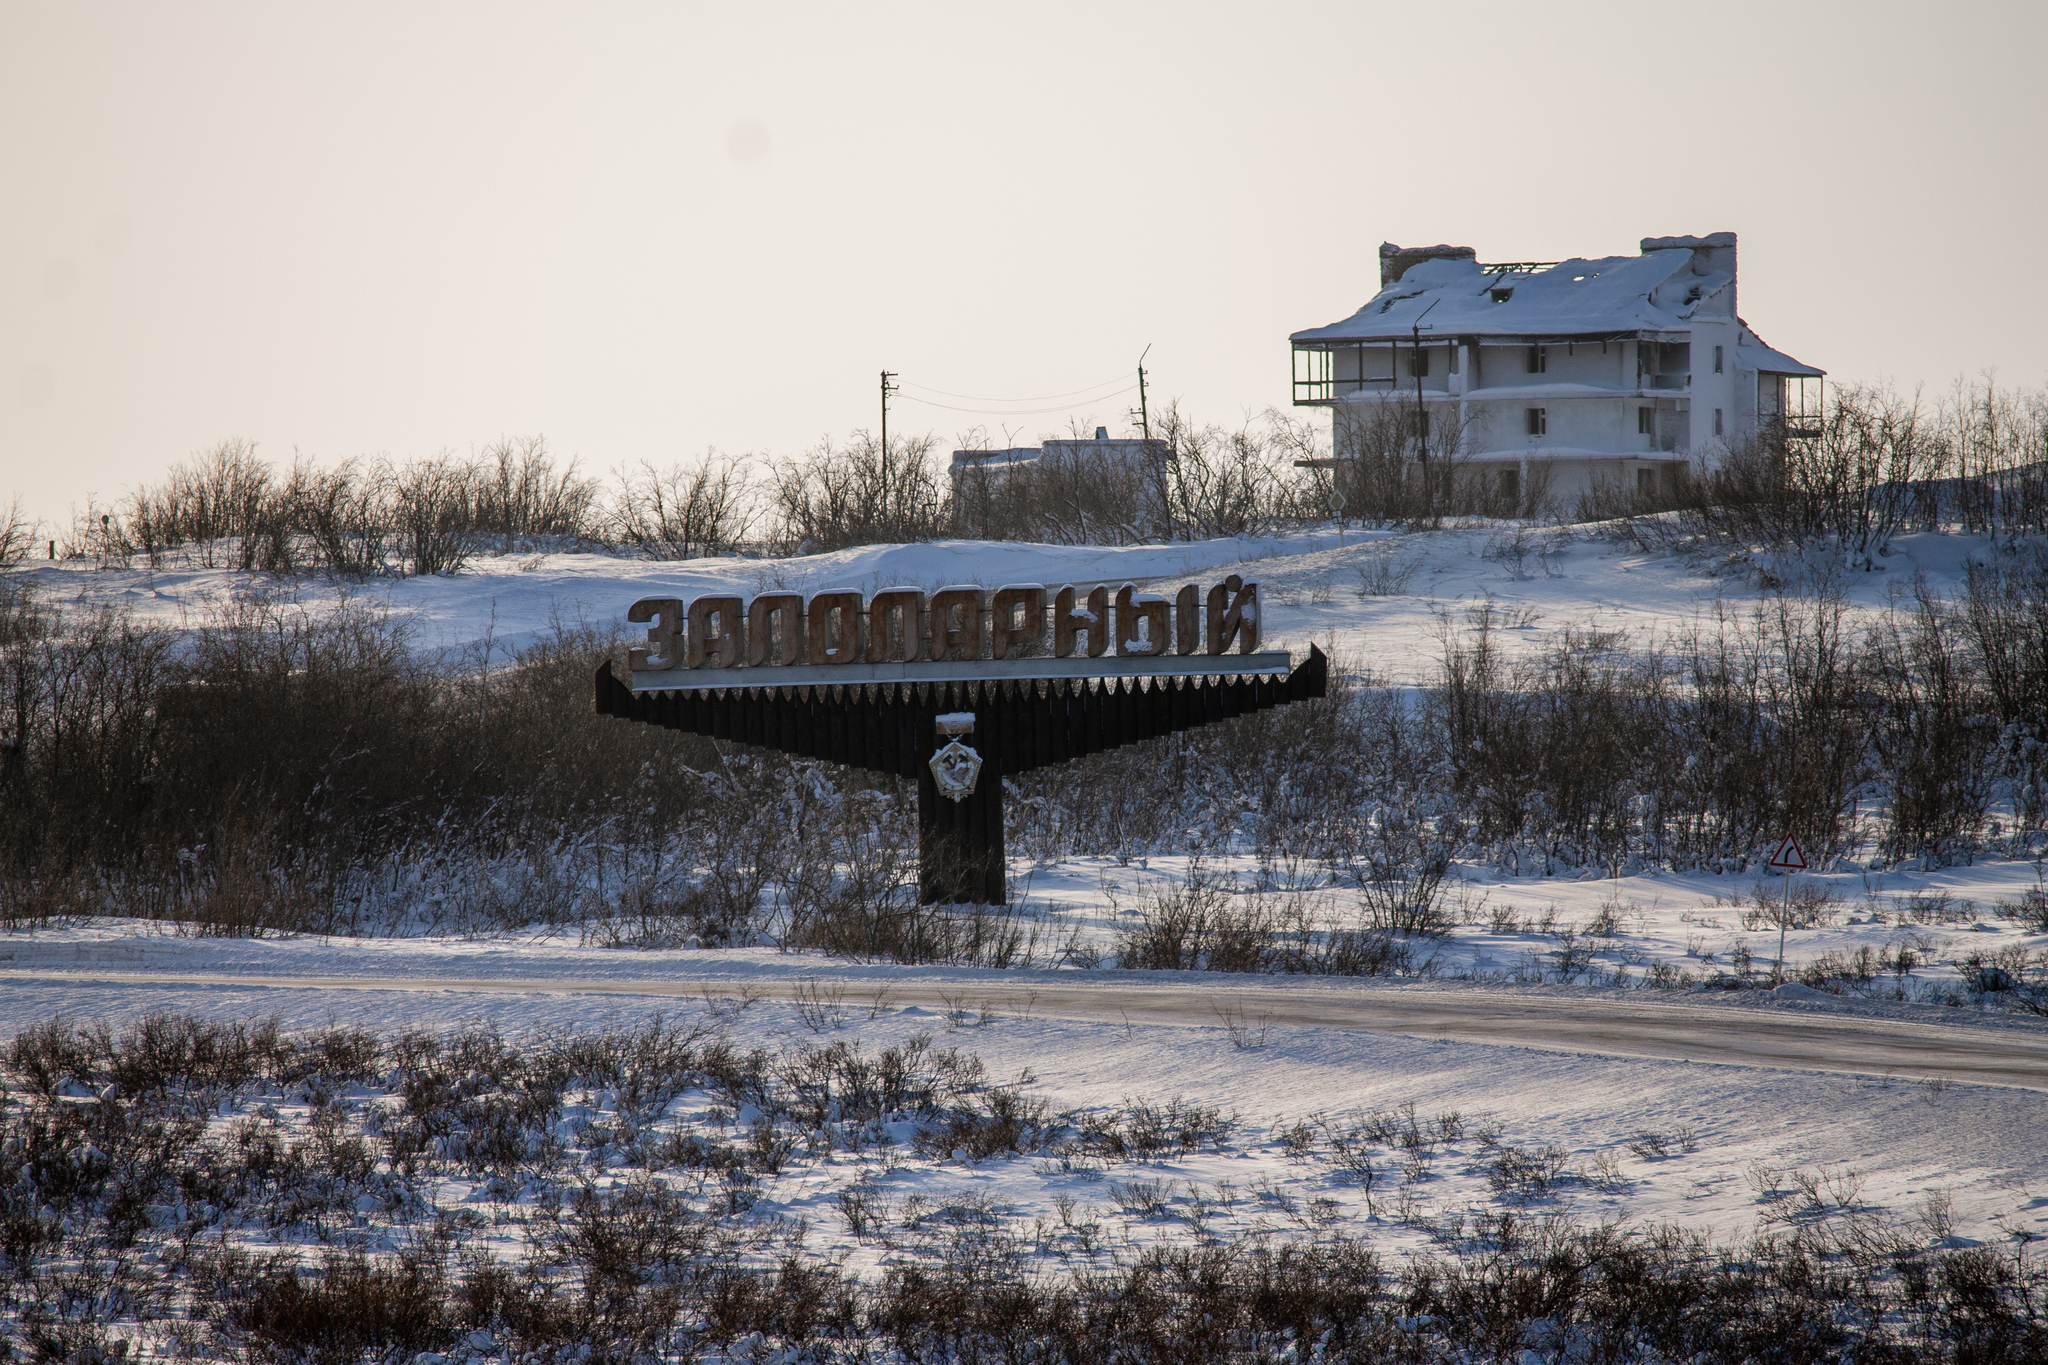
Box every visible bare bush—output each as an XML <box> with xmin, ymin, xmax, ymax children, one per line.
<box><xmin>609</xmin><ymin>454</ymin><xmax>753</xmax><ymax>559</ymax></box>
<box><xmin>1868</xmin><ymin>582</ymin><xmax>1999</xmax><ymax>860</ymax></box>
<box><xmin>1111</xmin><ymin>865</ymin><xmax>1421</xmax><ymax>974</ymax></box>
<box><xmin>3</xmin><ymin>1012</ymin><xmax>2043</xmax><ymax>1361</ymax></box>
<box><xmin>111</xmin><ymin>437</ymin><xmax>597</xmax><ymax>580</ymax></box>
<box><xmin>389</xmin><ymin>454</ymin><xmax>479</xmax><ymax>575</ymax></box>
<box><xmin>1152</xmin><ymin>402</ymin><xmax>1325</xmax><ymax>538</ymax></box>
<box><xmin>0</xmin><ymin>495</ymin><xmax>38</xmax><ymax>568</ymax></box>
<box><xmin>474</xmin><ymin>435</ymin><xmax>600</xmax><ymax>541</ymax></box>
<box><xmin>125</xmin><ymin>439</ymin><xmax>294</xmax><ymax>571</ymax></box>
<box><xmin>289</xmin><ymin>455</ymin><xmax>389</xmax><ymax>577</ymax></box>
<box><xmin>768</xmin><ymin>431</ymin><xmax>944</xmax><ymax>554</ymax></box>
<box><xmin>1326</xmin><ymin>399</ymin><xmax>1510</xmax><ymax>525</ymax></box>
<box><xmin>1612</xmin><ymin>380</ymin><xmax>2048</xmax><ymax>559</ymax></box>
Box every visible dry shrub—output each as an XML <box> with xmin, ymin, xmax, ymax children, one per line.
<box><xmin>223</xmin><ymin>1247</ymin><xmax>456</xmax><ymax>1365</ymax></box>
<box><xmin>0</xmin><ymin>496</ymin><xmax>37</xmax><ymax>568</ymax></box>
<box><xmin>767</xmin><ymin>431</ymin><xmax>945</xmax><ymax>554</ymax></box>
<box><xmin>1609</xmin><ymin>379</ymin><xmax>2048</xmax><ymax>560</ymax></box>
<box><xmin>4</xmin><ymin>1012</ymin><xmax>2045</xmax><ymax>1361</ymax></box>
<box><xmin>608</xmin><ymin>454</ymin><xmax>753</xmax><ymax>559</ymax></box>
<box><xmin>103</xmin><ymin>436</ymin><xmax>598</xmax><ymax>579</ymax></box>
<box><xmin>1111</xmin><ymin>865</ymin><xmax>1421</xmax><ymax>974</ymax></box>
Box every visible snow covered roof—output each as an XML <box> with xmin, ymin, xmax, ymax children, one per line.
<box><xmin>1733</xmin><ymin>343</ymin><xmax>1823</xmax><ymax>377</ymax></box>
<box><xmin>1292</xmin><ymin>249</ymin><xmax>1731</xmax><ymax>345</ymax></box>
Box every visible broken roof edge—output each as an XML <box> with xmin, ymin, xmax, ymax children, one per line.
<box><xmin>1379</xmin><ymin>241</ymin><xmax>1476</xmax><ymax>286</ymax></box>
<box><xmin>1640</xmin><ymin>231</ymin><xmax>1736</xmax><ymax>251</ymax></box>
<box><xmin>1288</xmin><ymin>327</ymin><xmax>1677</xmax><ymax>346</ymax></box>
<box><xmin>1732</xmin><ymin>316</ymin><xmax>1826</xmax><ymax>377</ymax></box>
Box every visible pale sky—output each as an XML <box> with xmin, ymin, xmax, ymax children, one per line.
<box><xmin>5</xmin><ymin>1</ymin><xmax>2044</xmax><ymax>530</ymax></box>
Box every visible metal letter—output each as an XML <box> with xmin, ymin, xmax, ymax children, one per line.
<box><xmin>1114</xmin><ymin>584</ymin><xmax>1168</xmax><ymax>657</ymax></box>
<box><xmin>1053</xmin><ymin>584</ymin><xmax>1110</xmax><ymax>658</ymax></box>
<box><xmin>1175</xmin><ymin>584</ymin><xmax>1200</xmax><ymax>655</ymax></box>
<box><xmin>927</xmin><ymin>587</ymin><xmax>986</xmax><ymax>661</ymax></box>
<box><xmin>866</xmin><ymin>588</ymin><xmax>925</xmax><ymax>663</ymax></box>
<box><xmin>686</xmin><ymin>596</ymin><xmax>744</xmax><ymax>669</ymax></box>
<box><xmin>806</xmin><ymin>591</ymin><xmax>865</xmax><ymax>665</ymax></box>
<box><xmin>626</xmin><ymin>597</ymin><xmax>683</xmax><ymax>672</ymax></box>
<box><xmin>1206</xmin><ymin>576</ymin><xmax>1260</xmax><ymax>655</ymax></box>
<box><xmin>989</xmin><ymin>585</ymin><xmax>1046</xmax><ymax>660</ymax></box>
<box><xmin>746</xmin><ymin>593</ymin><xmax>804</xmax><ymax>667</ymax></box>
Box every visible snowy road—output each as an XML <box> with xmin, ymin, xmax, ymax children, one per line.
<box><xmin>7</xmin><ymin>967</ymin><xmax>2044</xmax><ymax>1092</ymax></box>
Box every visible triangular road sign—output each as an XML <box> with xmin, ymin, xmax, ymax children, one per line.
<box><xmin>1767</xmin><ymin>835</ymin><xmax>1807</xmax><ymax>871</ymax></box>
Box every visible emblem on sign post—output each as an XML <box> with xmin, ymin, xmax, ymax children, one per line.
<box><xmin>929</xmin><ymin>739</ymin><xmax>983</xmax><ymax>802</ymax></box>
<box><xmin>930</xmin><ymin>712</ymin><xmax>981</xmax><ymax>802</ymax></box>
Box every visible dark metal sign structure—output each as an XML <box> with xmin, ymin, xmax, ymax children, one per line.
<box><xmin>595</xmin><ymin>575</ymin><xmax>1327</xmax><ymax>904</ymax></box>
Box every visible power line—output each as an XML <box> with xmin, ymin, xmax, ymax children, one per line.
<box><xmin>894</xmin><ymin>385</ymin><xmax>1139</xmax><ymax>418</ymax></box>
<box><xmin>899</xmin><ymin>373</ymin><xmax>1135</xmax><ymax>405</ymax></box>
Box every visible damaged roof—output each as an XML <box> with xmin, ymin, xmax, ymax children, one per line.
<box><xmin>1292</xmin><ymin>247</ymin><xmax>1727</xmax><ymax>346</ymax></box>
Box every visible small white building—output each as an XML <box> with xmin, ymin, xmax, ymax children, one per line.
<box><xmin>949</xmin><ymin>427</ymin><xmax>1163</xmax><ymax>489</ymax></box>
<box><xmin>1288</xmin><ymin>233</ymin><xmax>1823</xmax><ymax>503</ymax></box>
<box><xmin>949</xmin><ymin>427</ymin><xmax>1170</xmax><ymax>540</ymax></box>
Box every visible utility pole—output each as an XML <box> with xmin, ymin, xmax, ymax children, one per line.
<box><xmin>880</xmin><ymin>370</ymin><xmax>898</xmax><ymax>460</ymax></box>
<box><xmin>1410</xmin><ymin>300</ymin><xmax>1438</xmax><ymax>522</ymax></box>
<box><xmin>1135</xmin><ymin>344</ymin><xmax>1152</xmax><ymax>441</ymax></box>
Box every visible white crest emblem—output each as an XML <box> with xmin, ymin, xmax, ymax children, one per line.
<box><xmin>929</xmin><ymin>739</ymin><xmax>983</xmax><ymax>803</ymax></box>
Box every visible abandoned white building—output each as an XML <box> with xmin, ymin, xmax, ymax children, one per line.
<box><xmin>948</xmin><ymin>427</ymin><xmax>1161</xmax><ymax>488</ymax></box>
<box><xmin>948</xmin><ymin>427</ymin><xmax>1169</xmax><ymax>537</ymax></box>
<box><xmin>1288</xmin><ymin>232</ymin><xmax>1823</xmax><ymax>503</ymax></box>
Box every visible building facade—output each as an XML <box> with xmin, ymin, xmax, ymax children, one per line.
<box><xmin>948</xmin><ymin>427</ymin><xmax>1170</xmax><ymax>539</ymax></box>
<box><xmin>1288</xmin><ymin>233</ymin><xmax>1822</xmax><ymax>503</ymax></box>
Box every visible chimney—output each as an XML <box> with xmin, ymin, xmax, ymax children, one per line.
<box><xmin>1640</xmin><ymin>231</ymin><xmax>1736</xmax><ymax>279</ymax></box>
<box><xmin>1379</xmin><ymin>241</ymin><xmax>1477</xmax><ymax>287</ymax></box>
<box><xmin>1095</xmin><ymin>427</ymin><xmax>1108</xmax><ymax>441</ymax></box>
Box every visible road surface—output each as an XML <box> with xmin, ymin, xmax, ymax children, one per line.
<box><xmin>4</xmin><ymin>966</ymin><xmax>2044</xmax><ymax>1092</ymax></box>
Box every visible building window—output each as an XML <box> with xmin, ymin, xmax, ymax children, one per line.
<box><xmin>1407</xmin><ymin>349</ymin><xmax>1429</xmax><ymax>377</ymax></box>
<box><xmin>1499</xmin><ymin>467</ymin><xmax>1520</xmax><ymax>503</ymax></box>
<box><xmin>1713</xmin><ymin>345</ymin><xmax>1724</xmax><ymax>374</ymax></box>
<box><xmin>1526</xmin><ymin>346</ymin><xmax>1546</xmax><ymax>374</ymax></box>
<box><xmin>1448</xmin><ymin>346</ymin><xmax>1460</xmax><ymax>375</ymax></box>
<box><xmin>1714</xmin><ymin>408</ymin><xmax>1724</xmax><ymax>436</ymax></box>
<box><xmin>1638</xmin><ymin>406</ymin><xmax>1653</xmax><ymax>435</ymax></box>
<box><xmin>1637</xmin><ymin>468</ymin><xmax>1655</xmax><ymax>494</ymax></box>
<box><xmin>1526</xmin><ymin>408</ymin><xmax>1546</xmax><ymax>436</ymax></box>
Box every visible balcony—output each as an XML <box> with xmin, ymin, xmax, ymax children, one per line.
<box><xmin>1292</xmin><ymin>346</ymin><xmax>1401</xmax><ymax>405</ymax></box>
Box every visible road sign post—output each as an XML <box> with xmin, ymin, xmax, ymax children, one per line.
<box><xmin>1767</xmin><ymin>834</ymin><xmax>1808</xmax><ymax>982</ymax></box>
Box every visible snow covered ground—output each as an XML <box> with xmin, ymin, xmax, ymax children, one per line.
<box><xmin>6</xmin><ymin>521</ymin><xmax>2047</xmax><ymax>1326</ymax></box>
<box><xmin>21</xmin><ymin>519</ymin><xmax>1994</xmax><ymax>683</ymax></box>
<box><xmin>2</xmin><ymin>934</ymin><xmax>2043</xmax><ymax>1276</ymax></box>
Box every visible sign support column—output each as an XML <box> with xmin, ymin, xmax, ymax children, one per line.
<box><xmin>1767</xmin><ymin>834</ymin><xmax>1808</xmax><ymax>982</ymax></box>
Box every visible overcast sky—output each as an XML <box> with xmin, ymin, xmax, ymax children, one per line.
<box><xmin>5</xmin><ymin>1</ymin><xmax>2044</xmax><ymax>529</ymax></box>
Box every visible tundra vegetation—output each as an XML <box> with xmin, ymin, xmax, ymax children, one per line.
<box><xmin>1</xmin><ymin>1011</ymin><xmax>2041</xmax><ymax>1364</ymax></box>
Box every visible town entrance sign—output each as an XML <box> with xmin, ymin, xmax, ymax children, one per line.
<box><xmin>595</xmin><ymin>576</ymin><xmax>1326</xmax><ymax>904</ymax></box>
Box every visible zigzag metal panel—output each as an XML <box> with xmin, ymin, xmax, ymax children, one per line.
<box><xmin>594</xmin><ymin>644</ymin><xmax>1327</xmax><ymax>904</ymax></box>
